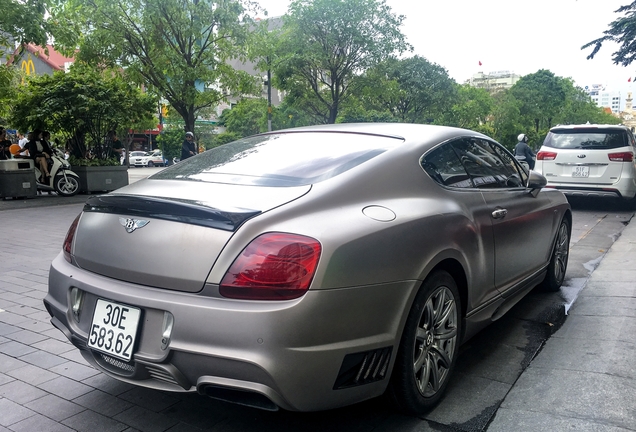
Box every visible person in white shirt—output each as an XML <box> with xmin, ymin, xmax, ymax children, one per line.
<box><xmin>17</xmin><ymin>132</ymin><xmax>29</xmax><ymax>157</ymax></box>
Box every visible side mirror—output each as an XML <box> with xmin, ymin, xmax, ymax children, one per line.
<box><xmin>527</xmin><ymin>170</ymin><xmax>547</xmax><ymax>196</ymax></box>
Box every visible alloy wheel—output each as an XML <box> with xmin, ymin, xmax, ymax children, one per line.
<box><xmin>552</xmin><ymin>222</ymin><xmax>569</xmax><ymax>285</ymax></box>
<box><xmin>412</xmin><ymin>286</ymin><xmax>458</xmax><ymax>397</ymax></box>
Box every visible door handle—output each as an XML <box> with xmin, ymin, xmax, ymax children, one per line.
<box><xmin>492</xmin><ymin>208</ymin><xmax>508</xmax><ymax>219</ymax></box>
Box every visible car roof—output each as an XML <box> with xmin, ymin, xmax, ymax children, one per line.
<box><xmin>257</xmin><ymin>123</ymin><xmax>493</xmax><ymax>146</ymax></box>
<box><xmin>549</xmin><ymin>124</ymin><xmax>630</xmax><ymax>132</ymax></box>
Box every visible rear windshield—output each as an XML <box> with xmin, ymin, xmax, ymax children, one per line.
<box><xmin>543</xmin><ymin>128</ymin><xmax>630</xmax><ymax>150</ymax></box>
<box><xmin>151</xmin><ymin>132</ymin><xmax>402</xmax><ymax>186</ymax></box>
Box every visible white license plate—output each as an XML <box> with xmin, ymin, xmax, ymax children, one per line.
<box><xmin>572</xmin><ymin>166</ymin><xmax>589</xmax><ymax>178</ymax></box>
<box><xmin>88</xmin><ymin>299</ymin><xmax>141</xmax><ymax>361</ymax></box>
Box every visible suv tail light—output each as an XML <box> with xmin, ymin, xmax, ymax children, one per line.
<box><xmin>608</xmin><ymin>152</ymin><xmax>634</xmax><ymax>162</ymax></box>
<box><xmin>220</xmin><ymin>233</ymin><xmax>322</xmax><ymax>300</ymax></box>
<box><xmin>63</xmin><ymin>214</ymin><xmax>82</xmax><ymax>263</ymax></box>
<box><xmin>536</xmin><ymin>151</ymin><xmax>557</xmax><ymax>161</ymax></box>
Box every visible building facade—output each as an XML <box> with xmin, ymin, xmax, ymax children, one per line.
<box><xmin>585</xmin><ymin>84</ymin><xmax>622</xmax><ymax>113</ymax></box>
<box><xmin>467</xmin><ymin>70</ymin><xmax>520</xmax><ymax>93</ymax></box>
<box><xmin>11</xmin><ymin>44</ymin><xmax>75</xmax><ymax>77</ymax></box>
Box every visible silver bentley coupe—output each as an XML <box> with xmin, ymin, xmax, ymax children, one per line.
<box><xmin>45</xmin><ymin>123</ymin><xmax>571</xmax><ymax>415</ymax></box>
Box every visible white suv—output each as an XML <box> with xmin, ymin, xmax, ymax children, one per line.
<box><xmin>535</xmin><ymin>124</ymin><xmax>636</xmax><ymax>202</ymax></box>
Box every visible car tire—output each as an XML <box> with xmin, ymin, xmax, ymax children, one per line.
<box><xmin>388</xmin><ymin>270</ymin><xmax>461</xmax><ymax>415</ymax></box>
<box><xmin>541</xmin><ymin>218</ymin><xmax>570</xmax><ymax>292</ymax></box>
<box><xmin>148</xmin><ymin>161</ymin><xmax>154</xmax><ymax>167</ymax></box>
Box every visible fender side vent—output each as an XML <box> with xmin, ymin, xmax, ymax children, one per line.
<box><xmin>333</xmin><ymin>347</ymin><xmax>392</xmax><ymax>390</ymax></box>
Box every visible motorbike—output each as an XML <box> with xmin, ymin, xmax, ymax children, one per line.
<box><xmin>35</xmin><ymin>149</ymin><xmax>80</xmax><ymax>196</ymax></box>
<box><xmin>514</xmin><ymin>155</ymin><xmax>531</xmax><ymax>172</ymax></box>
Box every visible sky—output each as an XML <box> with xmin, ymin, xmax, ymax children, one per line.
<box><xmin>254</xmin><ymin>0</ymin><xmax>635</xmax><ymax>92</ymax></box>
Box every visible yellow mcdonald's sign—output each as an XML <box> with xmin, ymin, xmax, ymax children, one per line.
<box><xmin>21</xmin><ymin>58</ymin><xmax>35</xmax><ymax>76</ymax></box>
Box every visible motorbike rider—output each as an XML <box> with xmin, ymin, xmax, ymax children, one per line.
<box><xmin>27</xmin><ymin>129</ymin><xmax>53</xmax><ymax>183</ymax></box>
<box><xmin>181</xmin><ymin>131</ymin><xmax>197</xmax><ymax>160</ymax></box>
<box><xmin>514</xmin><ymin>133</ymin><xmax>535</xmax><ymax>170</ymax></box>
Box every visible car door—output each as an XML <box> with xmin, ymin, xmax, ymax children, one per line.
<box><xmin>452</xmin><ymin>138</ymin><xmax>556</xmax><ymax>294</ymax></box>
<box><xmin>421</xmin><ymin>141</ymin><xmax>499</xmax><ymax>308</ymax></box>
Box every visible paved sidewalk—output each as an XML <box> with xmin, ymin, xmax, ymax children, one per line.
<box><xmin>1</xmin><ymin>197</ymin><xmax>635</xmax><ymax>431</ymax></box>
<box><xmin>488</xmin><ymin>218</ymin><xmax>636</xmax><ymax>431</ymax></box>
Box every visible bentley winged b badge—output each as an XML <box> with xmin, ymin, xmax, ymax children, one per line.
<box><xmin>119</xmin><ymin>217</ymin><xmax>150</xmax><ymax>233</ymax></box>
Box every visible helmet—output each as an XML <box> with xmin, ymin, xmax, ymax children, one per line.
<box><xmin>185</xmin><ymin>131</ymin><xmax>194</xmax><ymax>137</ymax></box>
<box><xmin>517</xmin><ymin>133</ymin><xmax>528</xmax><ymax>142</ymax></box>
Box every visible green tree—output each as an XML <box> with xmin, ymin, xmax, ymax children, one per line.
<box><xmin>557</xmin><ymin>79</ymin><xmax>621</xmax><ymax>126</ymax></box>
<box><xmin>491</xmin><ymin>90</ymin><xmax>525</xmax><ymax>150</ymax></box>
<box><xmin>10</xmin><ymin>65</ymin><xmax>156</xmax><ymax>162</ymax></box>
<box><xmin>582</xmin><ymin>3</ymin><xmax>636</xmax><ymax>68</ymax></box>
<box><xmin>54</xmin><ymin>0</ymin><xmax>260</xmax><ymax>133</ymax></box>
<box><xmin>362</xmin><ymin>56</ymin><xmax>457</xmax><ymax>124</ymax></box>
<box><xmin>273</xmin><ymin>0</ymin><xmax>411</xmax><ymax>124</ymax></box>
<box><xmin>442</xmin><ymin>84</ymin><xmax>493</xmax><ymax>131</ymax></box>
<box><xmin>156</xmin><ymin>128</ymin><xmax>183</xmax><ymax>162</ymax></box>
<box><xmin>0</xmin><ymin>64</ymin><xmax>19</xmax><ymax>120</ymax></box>
<box><xmin>509</xmin><ymin>69</ymin><xmax>566</xmax><ymax>133</ymax></box>
<box><xmin>1</xmin><ymin>0</ymin><xmax>52</xmax><ymax>48</ymax></box>
<box><xmin>220</xmin><ymin>98</ymin><xmax>268</xmax><ymax>137</ymax></box>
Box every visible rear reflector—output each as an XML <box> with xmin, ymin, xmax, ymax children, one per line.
<box><xmin>608</xmin><ymin>152</ymin><xmax>634</xmax><ymax>162</ymax></box>
<box><xmin>537</xmin><ymin>151</ymin><xmax>557</xmax><ymax>161</ymax></box>
<box><xmin>220</xmin><ymin>233</ymin><xmax>321</xmax><ymax>300</ymax></box>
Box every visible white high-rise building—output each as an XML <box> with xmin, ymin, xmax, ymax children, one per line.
<box><xmin>585</xmin><ymin>84</ymin><xmax>622</xmax><ymax>113</ymax></box>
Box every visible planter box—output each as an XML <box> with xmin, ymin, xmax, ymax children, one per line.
<box><xmin>73</xmin><ymin>165</ymin><xmax>129</xmax><ymax>194</ymax></box>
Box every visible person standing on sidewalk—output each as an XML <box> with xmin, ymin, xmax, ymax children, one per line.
<box><xmin>0</xmin><ymin>127</ymin><xmax>12</xmax><ymax>160</ymax></box>
<box><xmin>180</xmin><ymin>131</ymin><xmax>197</xmax><ymax>160</ymax></box>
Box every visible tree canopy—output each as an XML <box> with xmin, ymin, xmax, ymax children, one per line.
<box><xmin>582</xmin><ymin>3</ymin><xmax>636</xmax><ymax>67</ymax></box>
<box><xmin>509</xmin><ymin>69</ymin><xmax>566</xmax><ymax>133</ymax></box>
<box><xmin>272</xmin><ymin>0</ymin><xmax>411</xmax><ymax>124</ymax></box>
<box><xmin>360</xmin><ymin>56</ymin><xmax>457</xmax><ymax>124</ymax></box>
<box><xmin>54</xmin><ymin>0</ymin><xmax>261</xmax><ymax>133</ymax></box>
<box><xmin>1</xmin><ymin>0</ymin><xmax>51</xmax><ymax>48</ymax></box>
<box><xmin>10</xmin><ymin>65</ymin><xmax>156</xmax><ymax>161</ymax></box>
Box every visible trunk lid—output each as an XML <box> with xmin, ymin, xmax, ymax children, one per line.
<box><xmin>540</xmin><ymin>147</ymin><xmax>626</xmax><ymax>186</ymax></box>
<box><xmin>73</xmin><ymin>179</ymin><xmax>311</xmax><ymax>292</ymax></box>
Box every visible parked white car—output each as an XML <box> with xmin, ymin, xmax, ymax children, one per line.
<box><xmin>130</xmin><ymin>150</ymin><xmax>165</xmax><ymax>167</ymax></box>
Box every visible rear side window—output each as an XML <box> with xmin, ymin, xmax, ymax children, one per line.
<box><xmin>452</xmin><ymin>139</ymin><xmax>525</xmax><ymax>189</ymax></box>
<box><xmin>422</xmin><ymin>138</ymin><xmax>526</xmax><ymax>189</ymax></box>
<box><xmin>543</xmin><ymin>128</ymin><xmax>629</xmax><ymax>150</ymax></box>
<box><xmin>422</xmin><ymin>143</ymin><xmax>473</xmax><ymax>188</ymax></box>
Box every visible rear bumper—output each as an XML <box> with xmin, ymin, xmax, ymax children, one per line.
<box><xmin>544</xmin><ymin>175</ymin><xmax>636</xmax><ymax>200</ymax></box>
<box><xmin>544</xmin><ymin>186</ymin><xmax>626</xmax><ymax>199</ymax></box>
<box><xmin>44</xmin><ymin>253</ymin><xmax>416</xmax><ymax>412</ymax></box>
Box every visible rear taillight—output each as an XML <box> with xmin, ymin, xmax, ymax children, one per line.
<box><xmin>220</xmin><ymin>233</ymin><xmax>321</xmax><ymax>300</ymax></box>
<box><xmin>608</xmin><ymin>152</ymin><xmax>634</xmax><ymax>162</ymax></box>
<box><xmin>536</xmin><ymin>151</ymin><xmax>558</xmax><ymax>161</ymax></box>
<box><xmin>63</xmin><ymin>214</ymin><xmax>81</xmax><ymax>263</ymax></box>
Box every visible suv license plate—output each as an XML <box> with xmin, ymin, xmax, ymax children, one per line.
<box><xmin>572</xmin><ymin>166</ymin><xmax>589</xmax><ymax>178</ymax></box>
<box><xmin>88</xmin><ymin>299</ymin><xmax>141</xmax><ymax>361</ymax></box>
